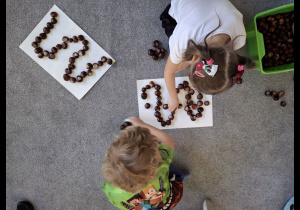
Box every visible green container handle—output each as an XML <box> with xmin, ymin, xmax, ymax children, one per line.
<box><xmin>257</xmin><ymin>31</ymin><xmax>265</xmax><ymax>60</ymax></box>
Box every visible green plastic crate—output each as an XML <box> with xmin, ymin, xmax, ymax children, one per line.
<box><xmin>245</xmin><ymin>3</ymin><xmax>294</xmax><ymax>74</ymax></box>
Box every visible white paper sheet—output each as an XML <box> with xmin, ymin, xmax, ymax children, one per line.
<box><xmin>137</xmin><ymin>76</ymin><xmax>213</xmax><ymax>129</ymax></box>
<box><xmin>19</xmin><ymin>5</ymin><xmax>115</xmax><ymax>100</ymax></box>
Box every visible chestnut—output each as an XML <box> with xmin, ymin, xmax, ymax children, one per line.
<box><xmin>188</xmin><ymin>100</ymin><xmax>194</xmax><ymax>106</ymax></box>
<box><xmin>141</xmin><ymin>93</ymin><xmax>147</xmax><ymax>99</ymax></box>
<box><xmin>82</xmin><ymin>40</ymin><xmax>89</xmax><ymax>45</ymax></box>
<box><xmin>196</xmin><ymin>113</ymin><xmax>202</xmax><ymax>118</ymax></box>
<box><xmin>65</xmin><ymin>68</ymin><xmax>72</xmax><ymax>74</ymax></box>
<box><xmin>166</xmin><ymin>120</ymin><xmax>171</xmax><ymax>125</ymax></box>
<box><xmin>32</xmin><ymin>42</ymin><xmax>38</xmax><ymax>48</ymax></box>
<box><xmin>86</xmin><ymin>63</ymin><xmax>93</xmax><ymax>70</ymax></box>
<box><xmin>178</xmin><ymin>104</ymin><xmax>183</xmax><ymax>109</ymax></box>
<box><xmin>178</xmin><ymin>84</ymin><xmax>184</xmax><ymax>89</ymax></box>
<box><xmin>271</xmin><ymin>91</ymin><xmax>277</xmax><ymax>96</ymax></box>
<box><xmin>70</xmin><ymin>77</ymin><xmax>76</xmax><ymax>83</ymax></box>
<box><xmin>154</xmin><ymin>84</ymin><xmax>161</xmax><ymax>90</ymax></box>
<box><xmin>145</xmin><ymin>85</ymin><xmax>151</xmax><ymax>89</ymax></box>
<box><xmin>46</xmin><ymin>22</ymin><xmax>54</xmax><ymax>29</ymax></box>
<box><xmin>51</xmin><ymin>47</ymin><xmax>58</xmax><ymax>53</ymax></box>
<box><xmin>280</xmin><ymin>101</ymin><xmax>287</xmax><ymax>107</ymax></box>
<box><xmin>154</xmin><ymin>111</ymin><xmax>161</xmax><ymax>117</ymax></box>
<box><xmin>141</xmin><ymin>87</ymin><xmax>146</xmax><ymax>92</ymax></box>
<box><xmin>69</xmin><ymin>57</ymin><xmax>75</xmax><ymax>63</ymax></box>
<box><xmin>154</xmin><ymin>106</ymin><xmax>160</xmax><ymax>112</ymax></box>
<box><xmin>197</xmin><ymin>101</ymin><xmax>203</xmax><ymax>106</ymax></box>
<box><xmin>183</xmin><ymin>81</ymin><xmax>189</xmax><ymax>86</ymax></box>
<box><xmin>184</xmin><ymin>86</ymin><xmax>190</xmax><ymax>91</ymax></box>
<box><xmin>145</xmin><ymin>103</ymin><xmax>151</xmax><ymax>109</ymax></box>
<box><xmin>78</xmin><ymin>35</ymin><xmax>85</xmax><ymax>41</ymax></box>
<box><xmin>163</xmin><ymin>104</ymin><xmax>168</xmax><ymax>109</ymax></box>
<box><xmin>72</xmin><ymin>52</ymin><xmax>79</xmax><ymax>58</ymax></box>
<box><xmin>204</xmin><ymin>101</ymin><xmax>210</xmax><ymax>106</ymax></box>
<box><xmin>63</xmin><ymin>74</ymin><xmax>70</xmax><ymax>81</ymax></box>
<box><xmin>237</xmin><ymin>78</ymin><xmax>243</xmax><ymax>84</ymax></box>
<box><xmin>155</xmin><ymin>90</ymin><xmax>161</xmax><ymax>96</ymax></box>
<box><xmin>161</xmin><ymin>121</ymin><xmax>166</xmax><ymax>127</ymax></box>
<box><xmin>73</xmin><ymin>36</ymin><xmax>78</xmax><ymax>43</ymax></box>
<box><xmin>43</xmin><ymin>27</ymin><xmax>50</xmax><ymax>34</ymax></box>
<box><xmin>98</xmin><ymin>61</ymin><xmax>104</xmax><ymax>66</ymax></box>
<box><xmin>68</xmin><ymin>63</ymin><xmax>75</xmax><ymax>69</ymax></box>
<box><xmin>168</xmin><ymin>115</ymin><xmax>174</xmax><ymax>120</ymax></box>
<box><xmin>83</xmin><ymin>45</ymin><xmax>89</xmax><ymax>51</ymax></box>
<box><xmin>48</xmin><ymin>53</ymin><xmax>55</xmax><ymax>59</ymax></box>
<box><xmin>80</xmin><ymin>71</ymin><xmax>87</xmax><ymax>78</ymax></box>
<box><xmin>188</xmin><ymin>89</ymin><xmax>195</xmax><ymax>95</ymax></box>
<box><xmin>148</xmin><ymin>49</ymin><xmax>154</xmax><ymax>56</ymax></box>
<box><xmin>44</xmin><ymin>14</ymin><xmax>54</xmax><ymax>25</ymax></box>
<box><xmin>149</xmin><ymin>81</ymin><xmax>155</xmax><ymax>87</ymax></box>
<box><xmin>278</xmin><ymin>91</ymin><xmax>285</xmax><ymax>98</ymax></box>
<box><xmin>156</xmin><ymin>96</ymin><xmax>162</xmax><ymax>101</ymax></box>
<box><xmin>50</xmin><ymin>11</ymin><xmax>58</xmax><ymax>17</ymax></box>
<box><xmin>62</xmin><ymin>42</ymin><xmax>68</xmax><ymax>49</ymax></box>
<box><xmin>78</xmin><ymin>50</ymin><xmax>85</xmax><ymax>56</ymax></box>
<box><xmin>176</xmin><ymin>88</ymin><xmax>180</xmax><ymax>94</ymax></box>
<box><xmin>43</xmin><ymin>50</ymin><xmax>49</xmax><ymax>56</ymax></box>
<box><xmin>190</xmin><ymin>115</ymin><xmax>197</xmax><ymax>121</ymax></box>
<box><xmin>101</xmin><ymin>56</ymin><xmax>107</xmax><ymax>62</ymax></box>
<box><xmin>185</xmin><ymin>94</ymin><xmax>191</xmax><ymax>100</ymax></box>
<box><xmin>153</xmin><ymin>40</ymin><xmax>160</xmax><ymax>47</ymax></box>
<box><xmin>184</xmin><ymin>105</ymin><xmax>190</xmax><ymax>111</ymax></box>
<box><xmin>107</xmin><ymin>59</ymin><xmax>113</xmax><ymax>65</ymax></box>
<box><xmin>152</xmin><ymin>55</ymin><xmax>158</xmax><ymax>60</ymax></box>
<box><xmin>161</xmin><ymin>48</ymin><xmax>166</xmax><ymax>53</ymax></box>
<box><xmin>56</xmin><ymin>44</ymin><xmax>62</xmax><ymax>50</ymax></box>
<box><xmin>156</xmin><ymin>101</ymin><xmax>162</xmax><ymax>106</ymax></box>
<box><xmin>192</xmin><ymin>104</ymin><xmax>198</xmax><ymax>110</ymax></box>
<box><xmin>87</xmin><ymin>70</ymin><xmax>93</xmax><ymax>76</ymax></box>
<box><xmin>197</xmin><ymin>107</ymin><xmax>204</xmax><ymax>112</ymax></box>
<box><xmin>37</xmin><ymin>53</ymin><xmax>44</xmax><ymax>58</ymax></box>
<box><xmin>273</xmin><ymin>95</ymin><xmax>279</xmax><ymax>101</ymax></box>
<box><xmin>187</xmin><ymin>110</ymin><xmax>192</xmax><ymax>116</ymax></box>
<box><xmin>93</xmin><ymin>63</ymin><xmax>99</xmax><ymax>69</ymax></box>
<box><xmin>34</xmin><ymin>47</ymin><xmax>43</xmax><ymax>54</ymax></box>
<box><xmin>62</xmin><ymin>36</ymin><xmax>69</xmax><ymax>42</ymax></box>
<box><xmin>155</xmin><ymin>48</ymin><xmax>161</xmax><ymax>54</ymax></box>
<box><xmin>76</xmin><ymin>76</ymin><xmax>83</xmax><ymax>82</ymax></box>
<box><xmin>39</xmin><ymin>33</ymin><xmax>47</xmax><ymax>39</ymax></box>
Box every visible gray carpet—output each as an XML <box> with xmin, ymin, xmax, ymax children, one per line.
<box><xmin>6</xmin><ymin>0</ymin><xmax>294</xmax><ymax>209</ymax></box>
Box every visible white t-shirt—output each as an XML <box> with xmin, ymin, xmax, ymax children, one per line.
<box><xmin>168</xmin><ymin>0</ymin><xmax>246</xmax><ymax>64</ymax></box>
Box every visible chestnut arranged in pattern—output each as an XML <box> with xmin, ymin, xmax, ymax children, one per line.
<box><xmin>31</xmin><ymin>11</ymin><xmax>113</xmax><ymax>84</ymax></box>
<box><xmin>148</xmin><ymin>40</ymin><xmax>167</xmax><ymax>60</ymax></box>
<box><xmin>140</xmin><ymin>80</ymin><xmax>210</xmax><ymax>127</ymax></box>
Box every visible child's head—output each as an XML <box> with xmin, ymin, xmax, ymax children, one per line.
<box><xmin>101</xmin><ymin>126</ymin><xmax>163</xmax><ymax>193</ymax></box>
<box><xmin>183</xmin><ymin>39</ymin><xmax>256</xmax><ymax>95</ymax></box>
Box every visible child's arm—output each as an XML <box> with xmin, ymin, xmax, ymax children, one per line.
<box><xmin>164</xmin><ymin>56</ymin><xmax>191</xmax><ymax>112</ymax></box>
<box><xmin>127</xmin><ymin>117</ymin><xmax>175</xmax><ymax>151</ymax></box>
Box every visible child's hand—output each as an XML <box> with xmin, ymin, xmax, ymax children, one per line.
<box><xmin>126</xmin><ymin>117</ymin><xmax>145</xmax><ymax>127</ymax></box>
<box><xmin>167</xmin><ymin>96</ymin><xmax>179</xmax><ymax>112</ymax></box>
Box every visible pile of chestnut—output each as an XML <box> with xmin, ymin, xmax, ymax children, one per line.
<box><xmin>264</xmin><ymin>90</ymin><xmax>287</xmax><ymax>107</ymax></box>
<box><xmin>148</xmin><ymin>40</ymin><xmax>167</xmax><ymax>60</ymax></box>
<box><xmin>141</xmin><ymin>80</ymin><xmax>210</xmax><ymax>127</ymax></box>
<box><xmin>257</xmin><ymin>11</ymin><xmax>294</xmax><ymax>68</ymax></box>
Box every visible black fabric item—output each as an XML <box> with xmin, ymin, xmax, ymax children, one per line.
<box><xmin>160</xmin><ymin>4</ymin><xmax>177</xmax><ymax>38</ymax></box>
<box><xmin>290</xmin><ymin>204</ymin><xmax>294</xmax><ymax>210</ymax></box>
<box><xmin>17</xmin><ymin>201</ymin><xmax>34</xmax><ymax>210</ymax></box>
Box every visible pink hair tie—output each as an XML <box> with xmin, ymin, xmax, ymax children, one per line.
<box><xmin>206</xmin><ymin>58</ymin><xmax>214</xmax><ymax>65</ymax></box>
<box><xmin>194</xmin><ymin>70</ymin><xmax>205</xmax><ymax>77</ymax></box>
<box><xmin>238</xmin><ymin>65</ymin><xmax>244</xmax><ymax>71</ymax></box>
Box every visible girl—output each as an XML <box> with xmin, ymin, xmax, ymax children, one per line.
<box><xmin>160</xmin><ymin>0</ymin><xmax>256</xmax><ymax>112</ymax></box>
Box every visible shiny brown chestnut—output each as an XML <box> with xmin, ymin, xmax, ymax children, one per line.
<box><xmin>34</xmin><ymin>47</ymin><xmax>43</xmax><ymax>54</ymax></box>
<box><xmin>68</xmin><ymin>63</ymin><xmax>75</xmax><ymax>69</ymax></box>
<box><xmin>187</xmin><ymin>110</ymin><xmax>192</xmax><ymax>116</ymax></box>
<box><xmin>37</xmin><ymin>53</ymin><xmax>44</xmax><ymax>58</ymax></box>
<box><xmin>50</xmin><ymin>11</ymin><xmax>58</xmax><ymax>17</ymax></box>
<box><xmin>65</xmin><ymin>68</ymin><xmax>72</xmax><ymax>74</ymax></box>
<box><xmin>73</xmin><ymin>36</ymin><xmax>78</xmax><ymax>43</ymax></box>
<box><xmin>98</xmin><ymin>61</ymin><xmax>103</xmax><ymax>66</ymax></box>
<box><xmin>156</xmin><ymin>96</ymin><xmax>162</xmax><ymax>101</ymax></box>
<box><xmin>70</xmin><ymin>77</ymin><xmax>76</xmax><ymax>83</ymax></box>
<box><xmin>46</xmin><ymin>22</ymin><xmax>54</xmax><ymax>29</ymax></box>
<box><xmin>188</xmin><ymin>89</ymin><xmax>195</xmax><ymax>95</ymax></box>
<box><xmin>51</xmin><ymin>17</ymin><xmax>57</xmax><ymax>24</ymax></box>
<box><xmin>145</xmin><ymin>85</ymin><xmax>151</xmax><ymax>89</ymax></box>
<box><xmin>101</xmin><ymin>56</ymin><xmax>107</xmax><ymax>62</ymax></box>
<box><xmin>196</xmin><ymin>113</ymin><xmax>202</xmax><ymax>118</ymax></box>
<box><xmin>76</xmin><ymin>76</ymin><xmax>83</xmax><ymax>82</ymax></box>
<box><xmin>166</xmin><ymin>120</ymin><xmax>171</xmax><ymax>125</ymax></box>
<box><xmin>183</xmin><ymin>81</ymin><xmax>189</xmax><ymax>86</ymax></box>
<box><xmin>43</xmin><ymin>50</ymin><xmax>49</xmax><ymax>56</ymax></box>
<box><xmin>62</xmin><ymin>42</ymin><xmax>68</xmax><ymax>49</ymax></box>
<box><xmin>188</xmin><ymin>100</ymin><xmax>194</xmax><ymax>106</ymax></box>
<box><xmin>197</xmin><ymin>94</ymin><xmax>203</xmax><ymax>99</ymax></box>
<box><xmin>51</xmin><ymin>47</ymin><xmax>58</xmax><ymax>53</ymax></box>
<box><xmin>184</xmin><ymin>86</ymin><xmax>190</xmax><ymax>91</ymax></box>
<box><xmin>73</xmin><ymin>52</ymin><xmax>79</xmax><ymax>58</ymax></box>
<box><xmin>204</xmin><ymin>101</ymin><xmax>210</xmax><ymax>106</ymax></box>
<box><xmin>63</xmin><ymin>74</ymin><xmax>70</xmax><ymax>81</ymax></box>
<box><xmin>192</xmin><ymin>104</ymin><xmax>198</xmax><ymax>110</ymax></box>
<box><xmin>154</xmin><ymin>84</ymin><xmax>161</xmax><ymax>90</ymax></box>
<box><xmin>197</xmin><ymin>101</ymin><xmax>203</xmax><ymax>106</ymax></box>
<box><xmin>43</xmin><ymin>27</ymin><xmax>50</xmax><ymax>34</ymax></box>
<box><xmin>152</xmin><ymin>55</ymin><xmax>158</xmax><ymax>60</ymax></box>
<box><xmin>280</xmin><ymin>101</ymin><xmax>287</xmax><ymax>107</ymax></box>
<box><xmin>82</xmin><ymin>40</ymin><xmax>89</xmax><ymax>45</ymax></box>
<box><xmin>69</xmin><ymin>57</ymin><xmax>75</xmax><ymax>63</ymax></box>
<box><xmin>56</xmin><ymin>44</ymin><xmax>62</xmax><ymax>50</ymax></box>
<box><xmin>149</xmin><ymin>81</ymin><xmax>155</xmax><ymax>87</ymax></box>
<box><xmin>78</xmin><ymin>50</ymin><xmax>85</xmax><ymax>56</ymax></box>
<box><xmin>87</xmin><ymin>70</ymin><xmax>93</xmax><ymax>76</ymax></box>
<box><xmin>155</xmin><ymin>90</ymin><xmax>161</xmax><ymax>96</ymax></box>
<box><xmin>69</xmin><ymin>38</ymin><xmax>73</xmax><ymax>43</ymax></box>
<box><xmin>157</xmin><ymin>117</ymin><xmax>163</xmax><ymax>122</ymax></box>
<box><xmin>156</xmin><ymin>101</ymin><xmax>162</xmax><ymax>106</ymax></box>
<box><xmin>141</xmin><ymin>93</ymin><xmax>147</xmax><ymax>99</ymax></box>
<box><xmin>83</xmin><ymin>45</ymin><xmax>89</xmax><ymax>51</ymax></box>
<box><xmin>107</xmin><ymin>59</ymin><xmax>113</xmax><ymax>65</ymax></box>
<box><xmin>154</xmin><ymin>106</ymin><xmax>160</xmax><ymax>112</ymax></box>
<box><xmin>32</xmin><ymin>42</ymin><xmax>38</xmax><ymax>48</ymax></box>
<box><xmin>197</xmin><ymin>107</ymin><xmax>204</xmax><ymax>112</ymax></box>
<box><xmin>190</xmin><ymin>115</ymin><xmax>197</xmax><ymax>121</ymax></box>
<box><xmin>185</xmin><ymin>94</ymin><xmax>191</xmax><ymax>100</ymax></box>
<box><xmin>78</xmin><ymin>35</ymin><xmax>85</xmax><ymax>41</ymax></box>
<box><xmin>278</xmin><ymin>91</ymin><xmax>285</xmax><ymax>98</ymax></box>
<box><xmin>86</xmin><ymin>63</ymin><xmax>93</xmax><ymax>70</ymax></box>
<box><xmin>153</xmin><ymin>40</ymin><xmax>160</xmax><ymax>47</ymax></box>
<box><xmin>148</xmin><ymin>49</ymin><xmax>154</xmax><ymax>56</ymax></box>
<box><xmin>184</xmin><ymin>105</ymin><xmax>190</xmax><ymax>111</ymax></box>
<box><xmin>141</xmin><ymin>87</ymin><xmax>146</xmax><ymax>92</ymax></box>
<box><xmin>80</xmin><ymin>71</ymin><xmax>87</xmax><ymax>78</ymax></box>
<box><xmin>145</xmin><ymin>103</ymin><xmax>151</xmax><ymax>109</ymax></box>
<box><xmin>93</xmin><ymin>63</ymin><xmax>99</xmax><ymax>69</ymax></box>
<box><xmin>178</xmin><ymin>104</ymin><xmax>183</xmax><ymax>109</ymax></box>
<box><xmin>168</xmin><ymin>115</ymin><xmax>174</xmax><ymax>120</ymax></box>
<box><xmin>35</xmin><ymin>36</ymin><xmax>42</xmax><ymax>43</ymax></box>
<box><xmin>161</xmin><ymin>121</ymin><xmax>167</xmax><ymax>127</ymax></box>
<box><xmin>154</xmin><ymin>111</ymin><xmax>161</xmax><ymax>117</ymax></box>
<box><xmin>178</xmin><ymin>84</ymin><xmax>184</xmax><ymax>89</ymax></box>
<box><xmin>163</xmin><ymin>104</ymin><xmax>168</xmax><ymax>109</ymax></box>
<box><xmin>158</xmin><ymin>52</ymin><xmax>165</xmax><ymax>59</ymax></box>
<box><xmin>39</xmin><ymin>33</ymin><xmax>47</xmax><ymax>39</ymax></box>
<box><xmin>62</xmin><ymin>36</ymin><xmax>69</xmax><ymax>42</ymax></box>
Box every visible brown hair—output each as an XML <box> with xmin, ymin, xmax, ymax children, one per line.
<box><xmin>101</xmin><ymin>126</ymin><xmax>163</xmax><ymax>193</ymax></box>
<box><xmin>183</xmin><ymin>38</ymin><xmax>256</xmax><ymax>95</ymax></box>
